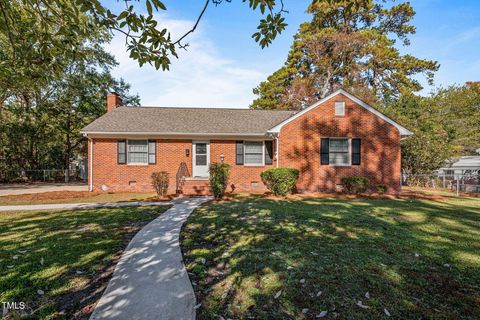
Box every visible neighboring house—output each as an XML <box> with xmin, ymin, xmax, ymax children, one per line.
<box><xmin>80</xmin><ymin>89</ymin><xmax>412</xmax><ymax>195</ymax></box>
<box><xmin>437</xmin><ymin>155</ymin><xmax>480</xmax><ymax>192</ymax></box>
<box><xmin>438</xmin><ymin>155</ymin><xmax>480</xmax><ymax>177</ymax></box>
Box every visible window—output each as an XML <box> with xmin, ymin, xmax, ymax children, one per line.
<box><xmin>148</xmin><ymin>140</ymin><xmax>156</xmax><ymax>164</ymax></box>
<box><xmin>117</xmin><ymin>140</ymin><xmax>126</xmax><ymax>164</ymax></box>
<box><xmin>118</xmin><ymin>140</ymin><xmax>156</xmax><ymax>165</ymax></box>
<box><xmin>195</xmin><ymin>143</ymin><xmax>207</xmax><ymax>166</ymax></box>
<box><xmin>265</xmin><ymin>140</ymin><xmax>273</xmax><ymax>165</ymax></box>
<box><xmin>244</xmin><ymin>141</ymin><xmax>264</xmax><ymax>165</ymax></box>
<box><xmin>329</xmin><ymin>138</ymin><xmax>349</xmax><ymax>166</ymax></box>
<box><xmin>335</xmin><ymin>101</ymin><xmax>345</xmax><ymax>116</ymax></box>
<box><xmin>127</xmin><ymin>140</ymin><xmax>148</xmax><ymax>164</ymax></box>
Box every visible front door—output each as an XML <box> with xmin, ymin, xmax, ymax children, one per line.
<box><xmin>192</xmin><ymin>141</ymin><xmax>210</xmax><ymax>177</ymax></box>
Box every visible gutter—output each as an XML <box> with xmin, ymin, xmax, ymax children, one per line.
<box><xmin>80</xmin><ymin>131</ymin><xmax>270</xmax><ymax>137</ymax></box>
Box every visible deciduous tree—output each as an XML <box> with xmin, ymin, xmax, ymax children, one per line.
<box><xmin>0</xmin><ymin>0</ymin><xmax>288</xmax><ymax>71</ymax></box>
<box><xmin>384</xmin><ymin>85</ymin><xmax>480</xmax><ymax>175</ymax></box>
<box><xmin>0</xmin><ymin>3</ymin><xmax>138</xmax><ymax>176</ymax></box>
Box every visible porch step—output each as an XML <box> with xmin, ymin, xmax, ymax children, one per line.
<box><xmin>179</xmin><ymin>178</ymin><xmax>211</xmax><ymax>196</ymax></box>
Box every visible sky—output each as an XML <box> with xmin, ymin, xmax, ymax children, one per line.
<box><xmin>104</xmin><ymin>0</ymin><xmax>480</xmax><ymax>108</ymax></box>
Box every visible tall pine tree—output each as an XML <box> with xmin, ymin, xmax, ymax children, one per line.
<box><xmin>251</xmin><ymin>0</ymin><xmax>439</xmax><ymax>110</ymax></box>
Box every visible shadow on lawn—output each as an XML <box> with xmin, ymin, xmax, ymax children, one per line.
<box><xmin>0</xmin><ymin>206</ymin><xmax>166</xmax><ymax>319</ymax></box>
<box><xmin>181</xmin><ymin>196</ymin><xmax>480</xmax><ymax>319</ymax></box>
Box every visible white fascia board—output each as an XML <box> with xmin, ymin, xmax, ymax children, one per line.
<box><xmin>267</xmin><ymin>89</ymin><xmax>413</xmax><ymax>137</ymax></box>
<box><xmin>80</xmin><ymin>131</ymin><xmax>272</xmax><ymax>140</ymax></box>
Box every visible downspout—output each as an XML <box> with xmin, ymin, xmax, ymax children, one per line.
<box><xmin>87</xmin><ymin>136</ymin><xmax>93</xmax><ymax>192</ymax></box>
<box><xmin>275</xmin><ymin>134</ymin><xmax>280</xmax><ymax>168</ymax></box>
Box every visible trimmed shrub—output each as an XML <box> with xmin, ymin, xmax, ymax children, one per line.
<box><xmin>376</xmin><ymin>184</ymin><xmax>388</xmax><ymax>194</ymax></box>
<box><xmin>260</xmin><ymin>168</ymin><xmax>299</xmax><ymax>196</ymax></box>
<box><xmin>209</xmin><ymin>162</ymin><xmax>231</xmax><ymax>199</ymax></box>
<box><xmin>151</xmin><ymin>171</ymin><xmax>169</xmax><ymax>196</ymax></box>
<box><xmin>341</xmin><ymin>176</ymin><xmax>369</xmax><ymax>194</ymax></box>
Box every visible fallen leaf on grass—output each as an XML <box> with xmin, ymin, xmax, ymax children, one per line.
<box><xmin>356</xmin><ymin>301</ymin><xmax>369</xmax><ymax>309</ymax></box>
<box><xmin>316</xmin><ymin>290</ymin><xmax>322</xmax><ymax>297</ymax></box>
<box><xmin>384</xmin><ymin>308</ymin><xmax>391</xmax><ymax>316</ymax></box>
<box><xmin>274</xmin><ymin>290</ymin><xmax>282</xmax><ymax>299</ymax></box>
<box><xmin>37</xmin><ymin>289</ymin><xmax>45</xmax><ymax>295</ymax></box>
<box><xmin>316</xmin><ymin>311</ymin><xmax>328</xmax><ymax>318</ymax></box>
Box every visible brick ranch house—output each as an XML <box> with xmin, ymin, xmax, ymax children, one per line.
<box><xmin>80</xmin><ymin>89</ymin><xmax>412</xmax><ymax>195</ymax></box>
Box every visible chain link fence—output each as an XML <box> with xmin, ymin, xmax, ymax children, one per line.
<box><xmin>402</xmin><ymin>172</ymin><xmax>480</xmax><ymax>194</ymax></box>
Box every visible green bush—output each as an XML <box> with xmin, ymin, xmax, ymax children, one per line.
<box><xmin>341</xmin><ymin>176</ymin><xmax>369</xmax><ymax>194</ymax></box>
<box><xmin>209</xmin><ymin>162</ymin><xmax>231</xmax><ymax>199</ymax></box>
<box><xmin>151</xmin><ymin>171</ymin><xmax>169</xmax><ymax>196</ymax></box>
<box><xmin>260</xmin><ymin>168</ymin><xmax>299</xmax><ymax>196</ymax></box>
<box><xmin>376</xmin><ymin>184</ymin><xmax>388</xmax><ymax>194</ymax></box>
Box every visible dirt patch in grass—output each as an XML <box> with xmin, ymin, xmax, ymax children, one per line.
<box><xmin>0</xmin><ymin>191</ymin><xmax>161</xmax><ymax>206</ymax></box>
<box><xmin>54</xmin><ymin>228</ymin><xmax>137</xmax><ymax>319</ymax></box>
<box><xmin>143</xmin><ymin>194</ymin><xmax>176</xmax><ymax>202</ymax></box>
<box><xmin>24</xmin><ymin>237</ymin><xmax>124</xmax><ymax>319</ymax></box>
<box><xmin>1</xmin><ymin>191</ymin><xmax>101</xmax><ymax>202</ymax></box>
<box><xmin>212</xmin><ymin>188</ymin><xmax>467</xmax><ymax>204</ymax></box>
<box><xmin>257</xmin><ymin>189</ymin><xmax>464</xmax><ymax>202</ymax></box>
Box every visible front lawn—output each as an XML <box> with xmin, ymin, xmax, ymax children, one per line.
<box><xmin>181</xmin><ymin>194</ymin><xmax>480</xmax><ymax>319</ymax></box>
<box><xmin>0</xmin><ymin>205</ymin><xmax>169</xmax><ymax>319</ymax></box>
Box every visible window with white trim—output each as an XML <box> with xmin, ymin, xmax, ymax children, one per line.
<box><xmin>244</xmin><ymin>141</ymin><xmax>264</xmax><ymax>165</ymax></box>
<box><xmin>335</xmin><ymin>101</ymin><xmax>345</xmax><ymax>116</ymax></box>
<box><xmin>127</xmin><ymin>140</ymin><xmax>148</xmax><ymax>164</ymax></box>
<box><xmin>329</xmin><ymin>138</ymin><xmax>349</xmax><ymax>166</ymax></box>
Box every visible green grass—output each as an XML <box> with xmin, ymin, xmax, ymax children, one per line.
<box><xmin>0</xmin><ymin>205</ymin><xmax>169</xmax><ymax>319</ymax></box>
<box><xmin>181</xmin><ymin>194</ymin><xmax>480</xmax><ymax>319</ymax></box>
<box><xmin>0</xmin><ymin>192</ymin><xmax>157</xmax><ymax>206</ymax></box>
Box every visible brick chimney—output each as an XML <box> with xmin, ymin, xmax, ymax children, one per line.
<box><xmin>106</xmin><ymin>92</ymin><xmax>123</xmax><ymax>112</ymax></box>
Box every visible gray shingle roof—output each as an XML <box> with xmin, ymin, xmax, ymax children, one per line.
<box><xmin>81</xmin><ymin>106</ymin><xmax>296</xmax><ymax>135</ymax></box>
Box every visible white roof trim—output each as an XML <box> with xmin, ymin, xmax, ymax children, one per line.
<box><xmin>80</xmin><ymin>131</ymin><xmax>268</xmax><ymax>136</ymax></box>
<box><xmin>267</xmin><ymin>89</ymin><xmax>413</xmax><ymax>136</ymax></box>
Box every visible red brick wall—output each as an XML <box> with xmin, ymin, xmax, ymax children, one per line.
<box><xmin>210</xmin><ymin>140</ymin><xmax>275</xmax><ymax>193</ymax></box>
<box><xmin>89</xmin><ymin>139</ymin><xmax>274</xmax><ymax>193</ymax></box>
<box><xmin>90</xmin><ymin>139</ymin><xmax>192</xmax><ymax>193</ymax></box>
<box><xmin>278</xmin><ymin>93</ymin><xmax>402</xmax><ymax>193</ymax></box>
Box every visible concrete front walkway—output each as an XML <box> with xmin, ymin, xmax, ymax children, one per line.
<box><xmin>0</xmin><ymin>201</ymin><xmax>173</xmax><ymax>212</ymax></box>
<box><xmin>90</xmin><ymin>197</ymin><xmax>212</xmax><ymax>320</ymax></box>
